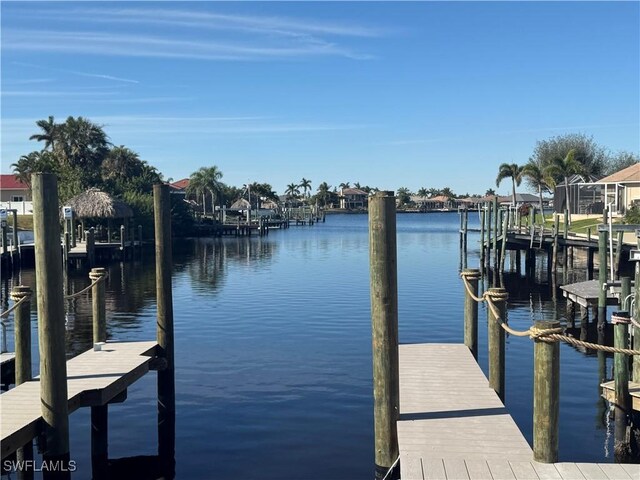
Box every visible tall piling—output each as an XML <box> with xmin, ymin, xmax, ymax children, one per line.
<box><xmin>11</xmin><ymin>209</ymin><xmax>19</xmax><ymax>264</ymax></box>
<box><xmin>90</xmin><ymin>267</ymin><xmax>109</xmax><ymax>480</ymax></box>
<box><xmin>492</xmin><ymin>198</ymin><xmax>498</xmax><ymax>269</ymax></box>
<box><xmin>369</xmin><ymin>191</ymin><xmax>400</xmax><ymax>480</ymax></box>
<box><xmin>598</xmin><ymin>227</ymin><xmax>608</xmax><ymax>333</ymax></box>
<box><xmin>533</xmin><ymin>320</ymin><xmax>560</xmax><ymax>463</ymax></box>
<box><xmin>11</xmin><ymin>285</ymin><xmax>33</xmax><ymax>480</ymax></box>
<box><xmin>479</xmin><ymin>209</ymin><xmax>486</xmax><ymax>269</ymax></box>
<box><xmin>487</xmin><ymin>287</ymin><xmax>507</xmax><ymax>402</ymax></box>
<box><xmin>499</xmin><ymin>210</ymin><xmax>509</xmax><ymax>272</ymax></box>
<box><xmin>463</xmin><ymin>269</ymin><xmax>480</xmax><ymax>359</ymax></box>
<box><xmin>32</xmin><ymin>173</ymin><xmax>70</xmax><ymax>476</ymax></box>
<box><xmin>153</xmin><ymin>184</ymin><xmax>176</xmax><ymax>475</ymax></box>
<box><xmin>614</xmin><ymin>277</ymin><xmax>631</xmax><ymax>460</ymax></box>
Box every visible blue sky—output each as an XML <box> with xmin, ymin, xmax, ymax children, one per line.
<box><xmin>2</xmin><ymin>1</ymin><xmax>639</xmax><ymax>196</ymax></box>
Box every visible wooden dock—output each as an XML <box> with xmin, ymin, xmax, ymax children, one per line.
<box><xmin>398</xmin><ymin>343</ymin><xmax>640</xmax><ymax>480</ymax></box>
<box><xmin>560</xmin><ymin>280</ymin><xmax>623</xmax><ymax>308</ymax></box>
<box><xmin>0</xmin><ymin>341</ymin><xmax>157</xmax><ymax>459</ymax></box>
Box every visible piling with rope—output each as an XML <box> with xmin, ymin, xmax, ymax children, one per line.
<box><xmin>479</xmin><ymin>208</ymin><xmax>486</xmax><ymax>269</ymax></box>
<box><xmin>492</xmin><ymin>198</ymin><xmax>498</xmax><ymax>269</ymax></box>
<box><xmin>533</xmin><ymin>319</ymin><xmax>560</xmax><ymax>463</ymax></box>
<box><xmin>11</xmin><ymin>285</ymin><xmax>34</xmax><ymax>479</ymax></box>
<box><xmin>369</xmin><ymin>191</ymin><xmax>400</xmax><ymax>480</ymax></box>
<box><xmin>462</xmin><ymin>269</ymin><xmax>480</xmax><ymax>360</ymax></box>
<box><xmin>487</xmin><ymin>287</ymin><xmax>507</xmax><ymax>401</ymax></box>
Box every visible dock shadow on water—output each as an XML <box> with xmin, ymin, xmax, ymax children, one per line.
<box><xmin>1</xmin><ymin>212</ymin><xmax>633</xmax><ymax>478</ymax></box>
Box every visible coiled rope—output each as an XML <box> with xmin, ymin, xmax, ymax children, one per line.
<box><xmin>460</xmin><ymin>271</ymin><xmax>640</xmax><ymax>356</ymax></box>
<box><xmin>0</xmin><ymin>293</ymin><xmax>31</xmax><ymax>319</ymax></box>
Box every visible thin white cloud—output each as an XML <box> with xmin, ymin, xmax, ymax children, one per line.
<box><xmin>31</xmin><ymin>7</ymin><xmax>386</xmax><ymax>38</ymax></box>
<box><xmin>11</xmin><ymin>61</ymin><xmax>139</xmax><ymax>84</ymax></box>
<box><xmin>2</xmin><ymin>116</ymin><xmax>368</xmax><ymax>137</ymax></box>
<box><xmin>4</xmin><ymin>29</ymin><xmax>372</xmax><ymax>61</ymax></box>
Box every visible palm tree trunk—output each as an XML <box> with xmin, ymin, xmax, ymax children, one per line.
<box><xmin>511</xmin><ymin>179</ymin><xmax>517</xmax><ymax>207</ymax></box>
<box><xmin>564</xmin><ymin>177</ymin><xmax>571</xmax><ymax>225</ymax></box>
<box><xmin>203</xmin><ymin>192</ymin><xmax>206</xmax><ymax>216</ymax></box>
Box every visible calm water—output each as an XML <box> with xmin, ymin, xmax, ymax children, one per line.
<box><xmin>1</xmin><ymin>213</ymin><xmax>619</xmax><ymax>479</ymax></box>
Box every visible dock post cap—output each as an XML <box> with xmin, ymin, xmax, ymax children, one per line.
<box><xmin>89</xmin><ymin>267</ymin><xmax>107</xmax><ymax>280</ymax></box>
<box><xmin>370</xmin><ymin>190</ymin><xmax>395</xmax><ymax>197</ymax></box>
<box><xmin>486</xmin><ymin>287</ymin><xmax>508</xmax><ymax>302</ymax></box>
<box><xmin>93</xmin><ymin>342</ymin><xmax>106</xmax><ymax>352</ymax></box>
<box><xmin>9</xmin><ymin>285</ymin><xmax>32</xmax><ymax>301</ymax></box>
<box><xmin>461</xmin><ymin>269</ymin><xmax>481</xmax><ymax>280</ymax></box>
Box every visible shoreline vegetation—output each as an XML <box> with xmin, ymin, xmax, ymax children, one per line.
<box><xmin>8</xmin><ymin>117</ymin><xmax>639</xmax><ymax>234</ymax></box>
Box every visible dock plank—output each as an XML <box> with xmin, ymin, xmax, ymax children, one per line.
<box><xmin>0</xmin><ymin>341</ymin><xmax>157</xmax><ymax>459</ymax></box>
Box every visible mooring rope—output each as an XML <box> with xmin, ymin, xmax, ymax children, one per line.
<box><xmin>0</xmin><ymin>294</ymin><xmax>31</xmax><ymax>319</ymax></box>
<box><xmin>381</xmin><ymin>456</ymin><xmax>401</xmax><ymax>480</ymax></box>
<box><xmin>64</xmin><ymin>273</ymin><xmax>107</xmax><ymax>299</ymax></box>
<box><xmin>460</xmin><ymin>273</ymin><xmax>640</xmax><ymax>355</ymax></box>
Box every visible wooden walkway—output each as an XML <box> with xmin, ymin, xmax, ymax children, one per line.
<box><xmin>398</xmin><ymin>344</ymin><xmax>640</xmax><ymax>480</ymax></box>
<box><xmin>0</xmin><ymin>341</ymin><xmax>157</xmax><ymax>459</ymax></box>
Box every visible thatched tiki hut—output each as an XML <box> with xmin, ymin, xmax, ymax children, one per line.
<box><xmin>65</xmin><ymin>188</ymin><xmax>133</xmax><ymax>242</ymax></box>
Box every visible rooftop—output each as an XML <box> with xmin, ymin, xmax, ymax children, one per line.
<box><xmin>0</xmin><ymin>174</ymin><xmax>28</xmax><ymax>190</ymax></box>
<box><xmin>597</xmin><ymin>163</ymin><xmax>640</xmax><ymax>183</ymax></box>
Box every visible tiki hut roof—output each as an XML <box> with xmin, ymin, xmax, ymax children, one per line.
<box><xmin>65</xmin><ymin>188</ymin><xmax>133</xmax><ymax>219</ymax></box>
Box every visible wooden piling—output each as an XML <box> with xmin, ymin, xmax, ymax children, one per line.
<box><xmin>598</xmin><ymin>227</ymin><xmax>608</xmax><ymax>333</ymax></box>
<box><xmin>462</xmin><ymin>209</ymin><xmax>468</xmax><ymax>252</ymax></box>
<box><xmin>492</xmin><ymin>198</ymin><xmax>498</xmax><ymax>268</ymax></box>
<box><xmin>587</xmin><ymin>248</ymin><xmax>594</xmax><ymax>280</ymax></box>
<box><xmin>612</xmin><ymin>304</ymin><xmax>631</xmax><ymax>460</ymax></box>
<box><xmin>615</xmin><ymin>231</ymin><xmax>624</xmax><ymax>278</ymax></box>
<box><xmin>153</xmin><ymin>184</ymin><xmax>176</xmax><ymax>473</ymax></box>
<box><xmin>487</xmin><ymin>287</ymin><xmax>507</xmax><ymax>402</ymax></box>
<box><xmin>368</xmin><ymin>191</ymin><xmax>399</xmax><ymax>480</ymax></box>
<box><xmin>463</xmin><ymin>269</ymin><xmax>480</xmax><ymax>360</ymax></box>
<box><xmin>86</xmin><ymin>228</ymin><xmax>95</xmax><ymax>268</ymax></box>
<box><xmin>499</xmin><ymin>210</ymin><xmax>509</xmax><ymax>272</ymax></box>
<box><xmin>579</xmin><ymin>305</ymin><xmax>589</xmax><ymax>341</ymax></box>
<box><xmin>634</xmin><ymin>262</ymin><xmax>640</xmax><ymax>382</ymax></box>
<box><xmin>11</xmin><ymin>209</ymin><xmax>19</xmax><ymax>263</ymax></box>
<box><xmin>31</xmin><ymin>173</ymin><xmax>70</xmax><ymax>472</ymax></box>
<box><xmin>90</xmin><ymin>268</ymin><xmax>107</xmax><ymax>344</ymax></box>
<box><xmin>565</xmin><ymin>300</ymin><xmax>575</xmax><ymax>329</ymax></box>
<box><xmin>552</xmin><ymin>215</ymin><xmax>559</xmax><ymax>273</ymax></box>
<box><xmin>479</xmin><ymin>209</ymin><xmax>486</xmax><ymax>268</ymax></box>
<box><xmin>2</xmin><ymin>221</ymin><xmax>8</xmax><ymax>255</ymax></box>
<box><xmin>11</xmin><ymin>285</ymin><xmax>33</xmax><ymax>480</ymax></box>
<box><xmin>533</xmin><ymin>319</ymin><xmax>560</xmax><ymax>463</ymax></box>
<box><xmin>138</xmin><ymin>224</ymin><xmax>143</xmax><ymax>248</ymax></box>
<box><xmin>63</xmin><ymin>232</ymin><xmax>70</xmax><ymax>265</ymax></box>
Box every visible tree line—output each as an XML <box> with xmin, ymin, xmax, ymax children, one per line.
<box><xmin>495</xmin><ymin>133</ymin><xmax>638</xmax><ymax>223</ymax></box>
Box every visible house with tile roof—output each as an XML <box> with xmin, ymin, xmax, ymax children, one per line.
<box><xmin>0</xmin><ymin>174</ymin><xmax>30</xmax><ymax>202</ymax></box>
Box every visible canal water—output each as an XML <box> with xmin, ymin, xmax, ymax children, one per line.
<box><xmin>1</xmin><ymin>213</ymin><xmax>619</xmax><ymax>479</ymax></box>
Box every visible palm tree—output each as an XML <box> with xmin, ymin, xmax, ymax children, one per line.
<box><xmin>29</xmin><ymin>116</ymin><xmax>58</xmax><ymax>151</ymax></box>
<box><xmin>485</xmin><ymin>188</ymin><xmax>496</xmax><ymax>197</ymax></box>
<box><xmin>202</xmin><ymin>166</ymin><xmax>223</xmax><ymax>215</ymax></box>
<box><xmin>338</xmin><ymin>182</ymin><xmax>350</xmax><ymax>190</ymax></box>
<box><xmin>299</xmin><ymin>178</ymin><xmax>312</xmax><ymax>198</ymax></box>
<box><xmin>521</xmin><ymin>160</ymin><xmax>550</xmax><ymax>222</ymax></box>
<box><xmin>496</xmin><ymin>163</ymin><xmax>522</xmax><ymax>207</ymax></box>
<box><xmin>397</xmin><ymin>187</ymin><xmax>411</xmax><ymax>206</ymax></box>
<box><xmin>285</xmin><ymin>183</ymin><xmax>300</xmax><ymax>198</ymax></box>
<box><xmin>441</xmin><ymin>187</ymin><xmax>454</xmax><ymax>199</ymax></box>
<box><xmin>187</xmin><ymin>168</ymin><xmax>209</xmax><ymax>215</ymax></box>
<box><xmin>544</xmin><ymin>149</ymin><xmax>582</xmax><ymax>225</ymax></box>
<box><xmin>316</xmin><ymin>182</ymin><xmax>331</xmax><ymax>206</ymax></box>
<box><xmin>11</xmin><ymin>151</ymin><xmax>57</xmax><ymax>189</ymax></box>
<box><xmin>417</xmin><ymin>187</ymin><xmax>428</xmax><ymax>198</ymax></box>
